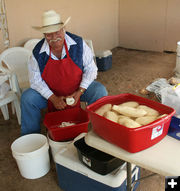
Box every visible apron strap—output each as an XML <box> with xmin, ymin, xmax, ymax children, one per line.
<box><xmin>64</xmin><ymin>40</ymin><xmax>70</xmax><ymax>58</ymax></box>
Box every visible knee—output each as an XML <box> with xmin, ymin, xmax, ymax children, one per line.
<box><xmin>21</xmin><ymin>88</ymin><xmax>39</xmax><ymax>106</ymax></box>
<box><xmin>88</xmin><ymin>81</ymin><xmax>108</xmax><ymax>104</ymax></box>
<box><xmin>94</xmin><ymin>82</ymin><xmax>108</xmax><ymax>98</ymax></box>
<box><xmin>21</xmin><ymin>89</ymin><xmax>32</xmax><ymax>105</ymax></box>
<box><xmin>99</xmin><ymin>84</ymin><xmax>108</xmax><ymax>97</ymax></box>
<box><xmin>81</xmin><ymin>81</ymin><xmax>108</xmax><ymax>105</ymax></box>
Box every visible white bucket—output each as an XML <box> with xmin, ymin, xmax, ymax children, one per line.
<box><xmin>47</xmin><ymin>134</ymin><xmax>73</xmax><ymax>161</ymax></box>
<box><xmin>177</xmin><ymin>41</ymin><xmax>180</xmax><ymax>55</ymax></box>
<box><xmin>47</xmin><ymin>132</ymin><xmax>87</xmax><ymax>161</ymax></box>
<box><xmin>11</xmin><ymin>134</ymin><xmax>50</xmax><ymax>179</ymax></box>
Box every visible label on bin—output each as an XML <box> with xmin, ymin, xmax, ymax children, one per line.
<box><xmin>151</xmin><ymin>124</ymin><xmax>164</xmax><ymax>140</ymax></box>
<box><xmin>82</xmin><ymin>156</ymin><xmax>91</xmax><ymax>167</ymax></box>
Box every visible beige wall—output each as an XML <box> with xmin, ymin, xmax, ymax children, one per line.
<box><xmin>164</xmin><ymin>0</ymin><xmax>180</xmax><ymax>51</ymax></box>
<box><xmin>2</xmin><ymin>0</ymin><xmax>180</xmax><ymax>53</ymax></box>
<box><xmin>0</xmin><ymin>0</ymin><xmax>119</xmax><ymax>53</ymax></box>
<box><xmin>119</xmin><ymin>0</ymin><xmax>180</xmax><ymax>52</ymax></box>
<box><xmin>119</xmin><ymin>0</ymin><xmax>167</xmax><ymax>52</ymax></box>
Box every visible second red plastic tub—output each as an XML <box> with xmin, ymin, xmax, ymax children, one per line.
<box><xmin>86</xmin><ymin>93</ymin><xmax>175</xmax><ymax>153</ymax></box>
<box><xmin>44</xmin><ymin>107</ymin><xmax>89</xmax><ymax>141</ymax></box>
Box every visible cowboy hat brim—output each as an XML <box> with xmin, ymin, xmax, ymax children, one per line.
<box><xmin>32</xmin><ymin>17</ymin><xmax>71</xmax><ymax>33</ymax></box>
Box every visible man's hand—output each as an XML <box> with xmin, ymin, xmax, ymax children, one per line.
<box><xmin>67</xmin><ymin>88</ymin><xmax>85</xmax><ymax>107</ymax></box>
<box><xmin>48</xmin><ymin>94</ymin><xmax>67</xmax><ymax>110</ymax></box>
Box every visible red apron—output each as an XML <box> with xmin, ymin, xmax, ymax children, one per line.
<box><xmin>42</xmin><ymin>40</ymin><xmax>82</xmax><ymax>111</ymax></box>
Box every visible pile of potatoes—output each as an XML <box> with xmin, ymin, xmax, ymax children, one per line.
<box><xmin>95</xmin><ymin>101</ymin><xmax>167</xmax><ymax>128</ymax></box>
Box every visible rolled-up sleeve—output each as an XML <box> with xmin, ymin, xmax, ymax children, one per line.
<box><xmin>28</xmin><ymin>55</ymin><xmax>53</xmax><ymax>99</ymax></box>
<box><xmin>80</xmin><ymin>40</ymin><xmax>98</xmax><ymax>89</ymax></box>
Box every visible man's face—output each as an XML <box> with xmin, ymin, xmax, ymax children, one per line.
<box><xmin>44</xmin><ymin>28</ymin><xmax>65</xmax><ymax>49</ymax></box>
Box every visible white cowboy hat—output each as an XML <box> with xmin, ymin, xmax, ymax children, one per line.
<box><xmin>32</xmin><ymin>10</ymin><xmax>71</xmax><ymax>33</ymax></box>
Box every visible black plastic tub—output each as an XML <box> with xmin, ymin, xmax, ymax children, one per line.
<box><xmin>74</xmin><ymin>137</ymin><xmax>125</xmax><ymax>175</ymax></box>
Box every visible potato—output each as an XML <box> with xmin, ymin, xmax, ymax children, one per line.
<box><xmin>118</xmin><ymin>115</ymin><xmax>131</xmax><ymax>123</ymax></box>
<box><xmin>104</xmin><ymin>111</ymin><xmax>119</xmax><ymax>123</ymax></box>
<box><xmin>66</xmin><ymin>97</ymin><xmax>75</xmax><ymax>105</ymax></box>
<box><xmin>112</xmin><ymin>105</ymin><xmax>147</xmax><ymax>118</ymax></box>
<box><xmin>119</xmin><ymin>101</ymin><xmax>139</xmax><ymax>108</ymax></box>
<box><xmin>156</xmin><ymin>114</ymin><xmax>168</xmax><ymax>119</ymax></box>
<box><xmin>118</xmin><ymin>115</ymin><xmax>130</xmax><ymax>119</ymax></box>
<box><xmin>135</xmin><ymin>116</ymin><xmax>157</xmax><ymax>125</ymax></box>
<box><xmin>95</xmin><ymin>104</ymin><xmax>112</xmax><ymax>116</ymax></box>
<box><xmin>118</xmin><ymin>117</ymin><xmax>141</xmax><ymax>128</ymax></box>
<box><xmin>137</xmin><ymin>105</ymin><xmax>159</xmax><ymax>116</ymax></box>
<box><xmin>139</xmin><ymin>88</ymin><xmax>150</xmax><ymax>95</ymax></box>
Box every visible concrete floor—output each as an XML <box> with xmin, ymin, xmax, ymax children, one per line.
<box><xmin>0</xmin><ymin>47</ymin><xmax>176</xmax><ymax>191</ymax></box>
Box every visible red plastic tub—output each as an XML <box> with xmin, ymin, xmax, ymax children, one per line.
<box><xmin>43</xmin><ymin>107</ymin><xmax>89</xmax><ymax>141</ymax></box>
<box><xmin>86</xmin><ymin>94</ymin><xmax>175</xmax><ymax>153</ymax></box>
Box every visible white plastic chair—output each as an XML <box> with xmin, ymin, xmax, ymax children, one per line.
<box><xmin>0</xmin><ymin>47</ymin><xmax>31</xmax><ymax>124</ymax></box>
<box><xmin>0</xmin><ymin>73</ymin><xmax>21</xmax><ymax>124</ymax></box>
<box><xmin>24</xmin><ymin>39</ymin><xmax>41</xmax><ymax>52</ymax></box>
<box><xmin>0</xmin><ymin>47</ymin><xmax>31</xmax><ymax>90</ymax></box>
<box><xmin>84</xmin><ymin>39</ymin><xmax>96</xmax><ymax>65</ymax></box>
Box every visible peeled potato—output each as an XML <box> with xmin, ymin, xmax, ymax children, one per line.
<box><xmin>95</xmin><ymin>104</ymin><xmax>112</xmax><ymax>116</ymax></box>
<box><xmin>119</xmin><ymin>101</ymin><xmax>139</xmax><ymax>108</ymax></box>
<box><xmin>135</xmin><ymin>116</ymin><xmax>157</xmax><ymax>125</ymax></box>
<box><xmin>118</xmin><ymin>117</ymin><xmax>141</xmax><ymax>128</ymax></box>
<box><xmin>156</xmin><ymin>114</ymin><xmax>168</xmax><ymax>119</ymax></box>
<box><xmin>112</xmin><ymin>105</ymin><xmax>147</xmax><ymax>118</ymax></box>
<box><xmin>66</xmin><ymin>97</ymin><xmax>75</xmax><ymax>105</ymax></box>
<box><xmin>118</xmin><ymin>115</ymin><xmax>130</xmax><ymax>119</ymax></box>
<box><xmin>118</xmin><ymin>115</ymin><xmax>131</xmax><ymax>124</ymax></box>
<box><xmin>137</xmin><ymin>105</ymin><xmax>159</xmax><ymax>116</ymax></box>
<box><xmin>104</xmin><ymin>111</ymin><xmax>119</xmax><ymax>123</ymax></box>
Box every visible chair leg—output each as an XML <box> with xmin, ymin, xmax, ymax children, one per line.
<box><xmin>13</xmin><ymin>99</ymin><xmax>21</xmax><ymax>125</ymax></box>
<box><xmin>0</xmin><ymin>104</ymin><xmax>9</xmax><ymax>120</ymax></box>
<box><xmin>11</xmin><ymin>102</ymin><xmax>15</xmax><ymax>114</ymax></box>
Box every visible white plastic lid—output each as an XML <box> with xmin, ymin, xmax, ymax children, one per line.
<box><xmin>54</xmin><ymin>144</ymin><xmax>136</xmax><ymax>187</ymax></box>
<box><xmin>96</xmin><ymin>50</ymin><xmax>112</xmax><ymax>58</ymax></box>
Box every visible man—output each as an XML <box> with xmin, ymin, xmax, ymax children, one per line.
<box><xmin>21</xmin><ymin>10</ymin><xmax>107</xmax><ymax>135</ymax></box>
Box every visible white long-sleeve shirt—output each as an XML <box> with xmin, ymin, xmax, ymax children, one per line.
<box><xmin>28</xmin><ymin>33</ymin><xmax>98</xmax><ymax>99</ymax></box>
